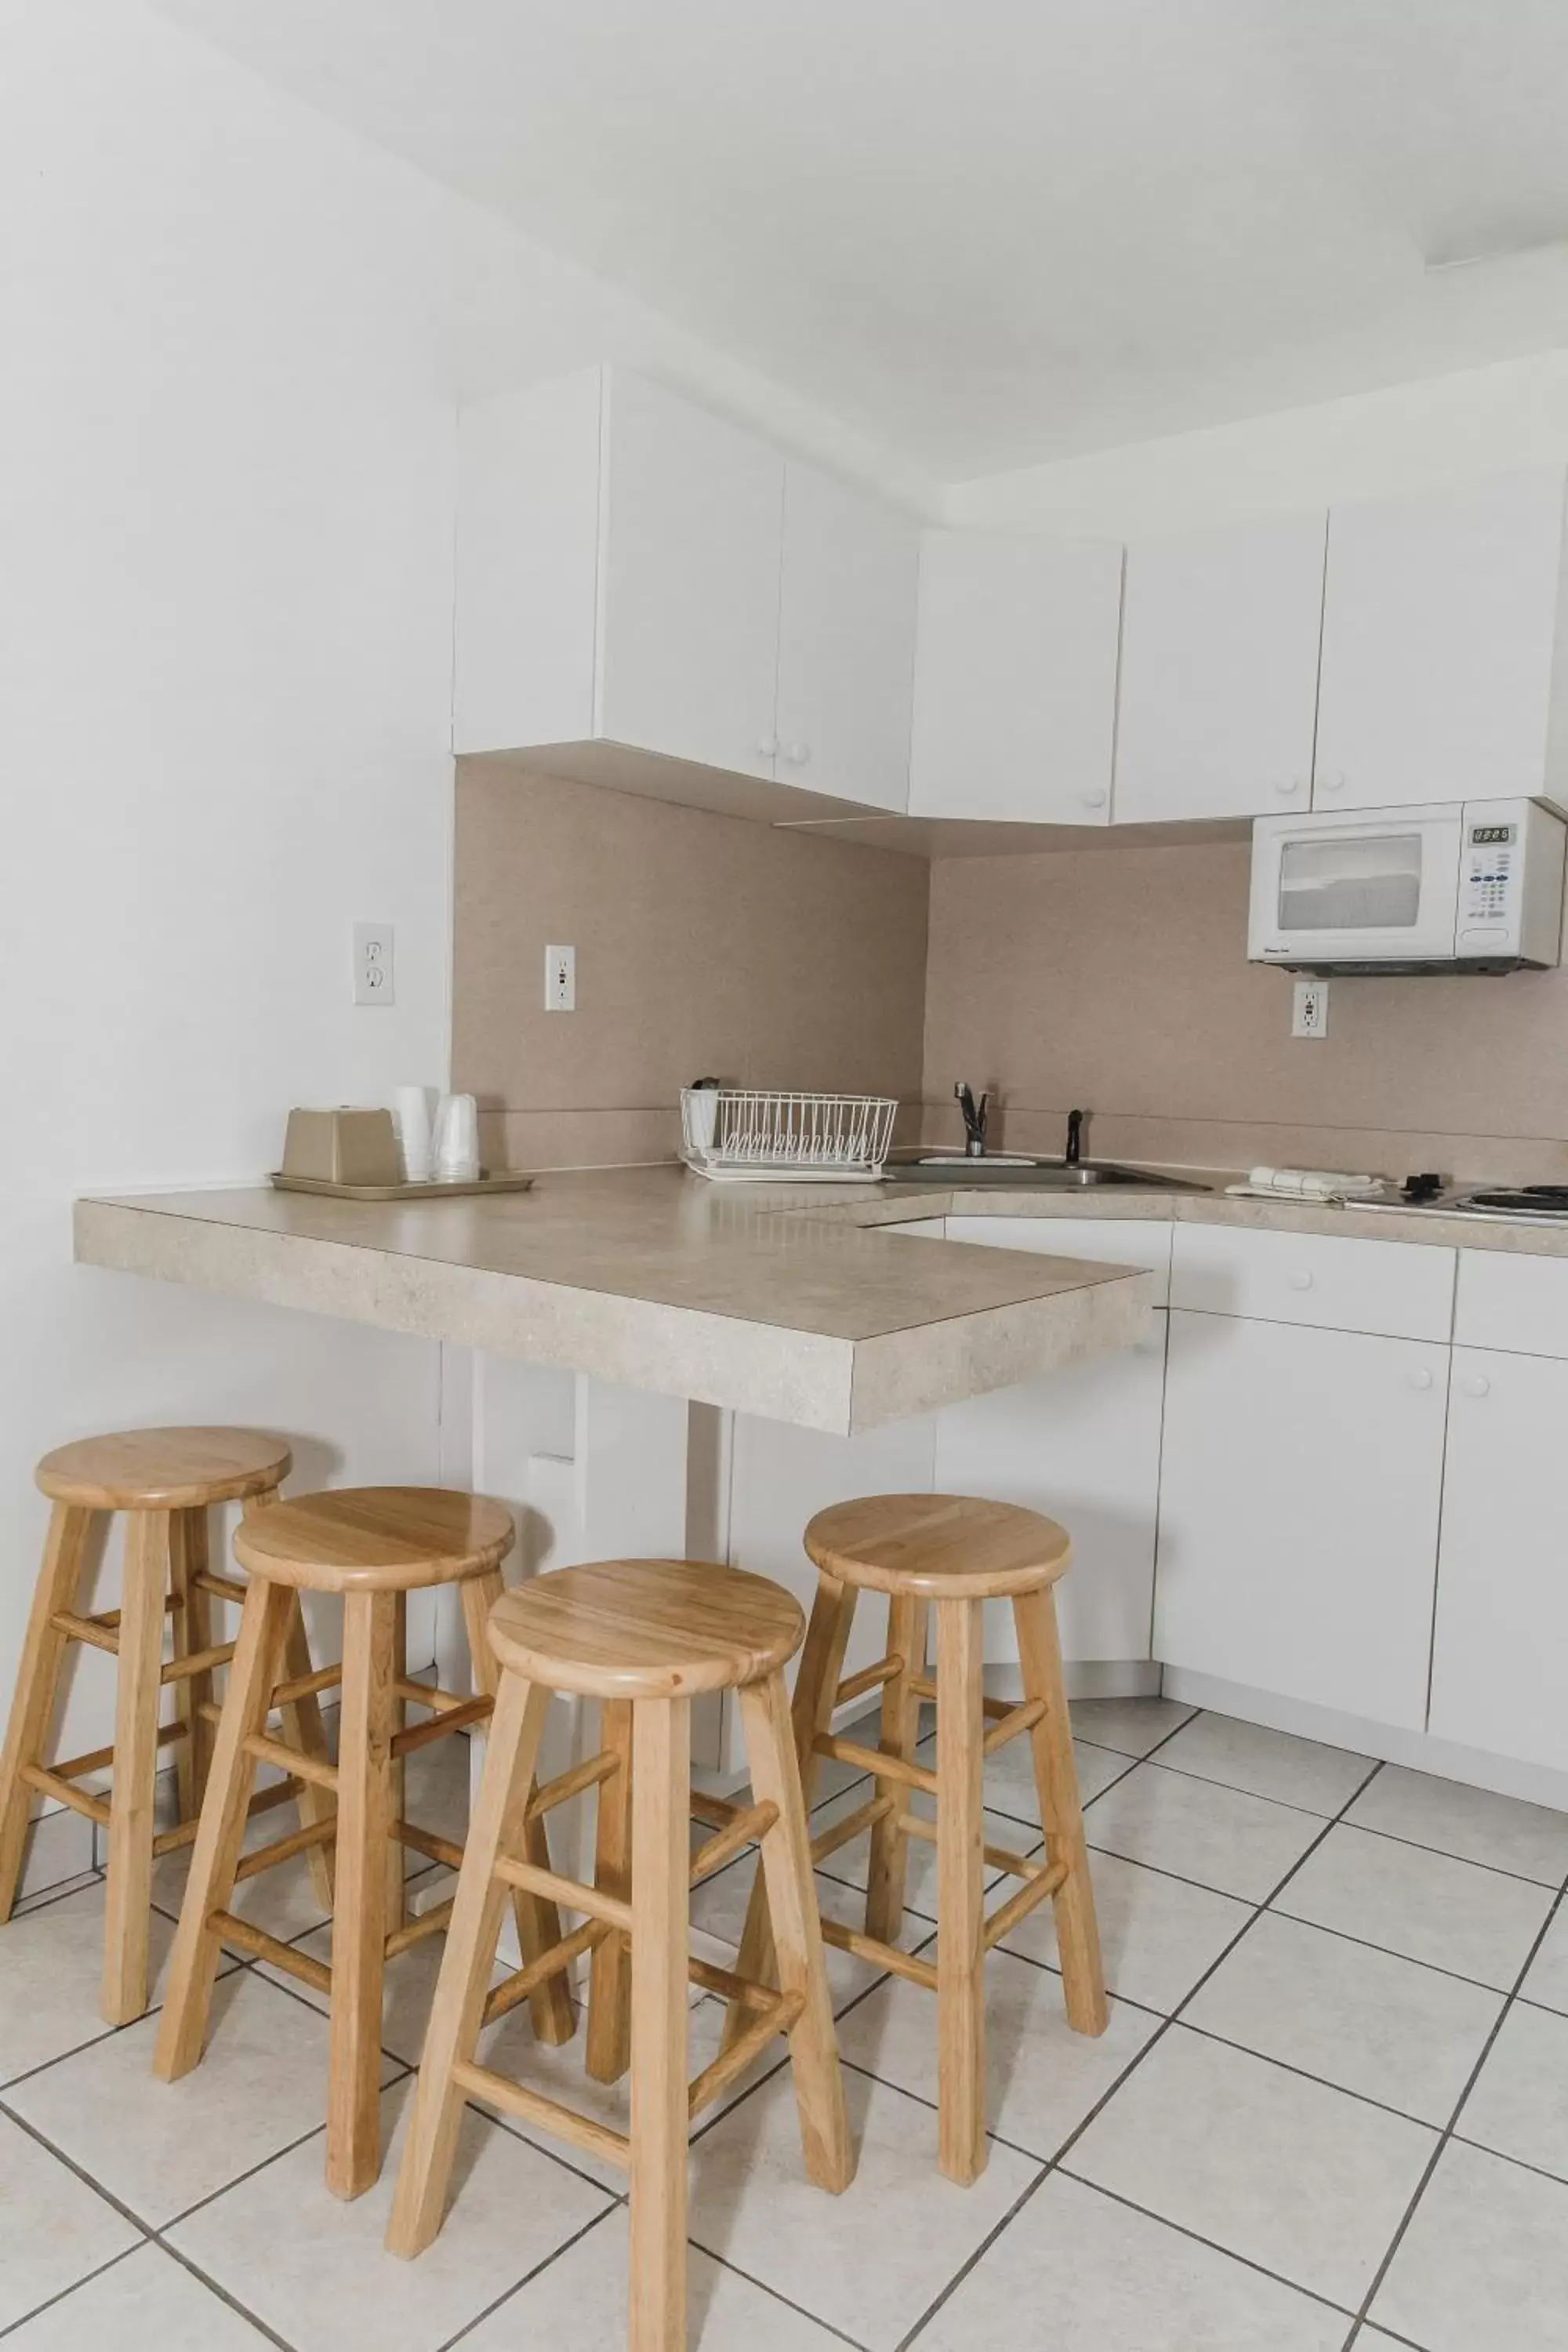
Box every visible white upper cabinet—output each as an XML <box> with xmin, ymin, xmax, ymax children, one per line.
<box><xmin>597</xmin><ymin>370</ymin><xmax>784</xmax><ymax>781</ymax></box>
<box><xmin>456</xmin><ymin>367</ymin><xmax>917</xmax><ymax>812</ymax></box>
<box><xmin>775</xmin><ymin>461</ymin><xmax>917</xmax><ymax>811</ymax></box>
<box><xmin>909</xmin><ymin>530</ymin><xmax>1123</xmax><ymax>823</ymax></box>
<box><xmin>1114</xmin><ymin>514</ymin><xmax>1327</xmax><ymax>823</ymax></box>
<box><xmin>1314</xmin><ymin>469</ymin><xmax>1568</xmax><ymax>811</ymax></box>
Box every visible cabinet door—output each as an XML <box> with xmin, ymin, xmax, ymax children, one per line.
<box><xmin>1114</xmin><ymin>515</ymin><xmax>1326</xmax><ymax>822</ymax></box>
<box><xmin>1154</xmin><ymin>1312</ymin><xmax>1446</xmax><ymax>1727</ymax></box>
<box><xmin>1314</xmin><ymin>470</ymin><xmax>1567</xmax><ymax>811</ymax></box>
<box><xmin>934</xmin><ymin>1314</ymin><xmax>1167</xmax><ymax>1666</ymax></box>
<box><xmin>1430</xmin><ymin>1348</ymin><xmax>1568</xmax><ymax>1771</ymax></box>
<box><xmin>909</xmin><ymin>530</ymin><xmax>1123</xmax><ymax>822</ymax></box>
<box><xmin>775</xmin><ymin>462</ymin><xmax>917</xmax><ymax>811</ymax></box>
<box><xmin>596</xmin><ymin>370</ymin><xmax>784</xmax><ymax>779</ymax></box>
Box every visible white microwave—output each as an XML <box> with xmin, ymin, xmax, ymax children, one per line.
<box><xmin>1248</xmin><ymin>798</ymin><xmax>1566</xmax><ymax>975</ymax></box>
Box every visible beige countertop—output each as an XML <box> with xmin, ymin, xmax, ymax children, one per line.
<box><xmin>73</xmin><ymin>1164</ymin><xmax>1567</xmax><ymax>1437</ymax></box>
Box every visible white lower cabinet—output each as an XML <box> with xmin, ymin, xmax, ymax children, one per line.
<box><xmin>933</xmin><ymin>1312</ymin><xmax>1167</xmax><ymax>1667</ymax></box>
<box><xmin>1429</xmin><ymin>1348</ymin><xmax>1568</xmax><ymax>1772</ymax></box>
<box><xmin>1154</xmin><ymin>1310</ymin><xmax>1448</xmax><ymax>1729</ymax></box>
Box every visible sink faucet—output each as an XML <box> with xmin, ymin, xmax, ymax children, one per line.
<box><xmin>954</xmin><ymin>1082</ymin><xmax>989</xmax><ymax>1158</ymax></box>
<box><xmin>1065</xmin><ymin>1107</ymin><xmax>1088</xmax><ymax>1166</ymax></box>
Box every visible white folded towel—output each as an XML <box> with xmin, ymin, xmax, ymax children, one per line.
<box><xmin>1244</xmin><ymin>1165</ymin><xmax>1385</xmax><ymax>1200</ymax></box>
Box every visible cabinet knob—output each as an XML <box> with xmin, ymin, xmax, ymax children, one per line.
<box><xmin>1462</xmin><ymin>1373</ymin><xmax>1491</xmax><ymax>1399</ymax></box>
<box><xmin>1288</xmin><ymin>1270</ymin><xmax>1314</xmax><ymax>1291</ymax></box>
<box><xmin>1407</xmin><ymin>1367</ymin><xmax>1434</xmax><ymax>1391</ymax></box>
<box><xmin>784</xmin><ymin>742</ymin><xmax>811</xmax><ymax>764</ymax></box>
<box><xmin>1318</xmin><ymin>771</ymin><xmax>1347</xmax><ymax>795</ymax></box>
<box><xmin>1273</xmin><ymin>779</ymin><xmax>1300</xmax><ymax>797</ymax></box>
<box><xmin>1080</xmin><ymin>789</ymin><xmax>1108</xmax><ymax>809</ymax></box>
<box><xmin>757</xmin><ymin>736</ymin><xmax>779</xmax><ymax>759</ymax></box>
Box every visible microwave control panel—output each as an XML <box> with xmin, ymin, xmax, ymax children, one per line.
<box><xmin>1462</xmin><ymin>822</ymin><xmax>1519</xmax><ymax>931</ymax></box>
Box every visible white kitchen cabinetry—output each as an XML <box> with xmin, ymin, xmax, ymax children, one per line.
<box><xmin>1113</xmin><ymin>514</ymin><xmax>1327</xmax><ymax>823</ymax></box>
<box><xmin>1155</xmin><ymin>1310</ymin><xmax>1447</xmax><ymax>1729</ymax></box>
<box><xmin>1314</xmin><ymin>469</ymin><xmax>1568</xmax><ymax>812</ymax></box>
<box><xmin>1169</xmin><ymin>1223</ymin><xmax>1455</xmax><ymax>1341</ymax></box>
<box><xmin>775</xmin><ymin>460</ymin><xmax>917</xmax><ymax>811</ymax></box>
<box><xmin>908</xmin><ymin>530</ymin><xmax>1123</xmax><ymax>823</ymax></box>
<box><xmin>1429</xmin><ymin>1347</ymin><xmax>1568</xmax><ymax>1773</ymax></box>
<box><xmin>455</xmin><ymin>367</ymin><xmax>913</xmax><ymax>814</ymax></box>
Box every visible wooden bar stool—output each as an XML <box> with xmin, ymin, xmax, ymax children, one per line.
<box><xmin>387</xmin><ymin>1558</ymin><xmax>854</xmax><ymax>2352</ymax></box>
<box><xmin>152</xmin><ymin>1486</ymin><xmax>575</xmax><ymax>2200</ymax></box>
<box><xmin>727</xmin><ymin>1493</ymin><xmax>1107</xmax><ymax>2187</ymax></box>
<box><xmin>0</xmin><ymin>1426</ymin><xmax>332</xmax><ymax>2026</ymax></box>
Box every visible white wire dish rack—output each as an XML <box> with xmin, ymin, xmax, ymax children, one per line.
<box><xmin>680</xmin><ymin>1087</ymin><xmax>898</xmax><ymax>1182</ymax></box>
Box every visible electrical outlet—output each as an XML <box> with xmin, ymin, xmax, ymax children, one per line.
<box><xmin>1292</xmin><ymin>978</ymin><xmax>1329</xmax><ymax>1039</ymax></box>
<box><xmin>352</xmin><ymin>923</ymin><xmax>394</xmax><ymax>1007</ymax></box>
<box><xmin>545</xmin><ymin>943</ymin><xmax>575</xmax><ymax>1012</ymax></box>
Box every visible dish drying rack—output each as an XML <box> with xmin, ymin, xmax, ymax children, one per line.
<box><xmin>681</xmin><ymin>1087</ymin><xmax>898</xmax><ymax>1182</ymax></box>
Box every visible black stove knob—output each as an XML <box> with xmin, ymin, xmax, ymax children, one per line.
<box><xmin>1402</xmin><ymin>1172</ymin><xmax>1446</xmax><ymax>1203</ymax></box>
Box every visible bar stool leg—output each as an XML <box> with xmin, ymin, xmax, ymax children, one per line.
<box><xmin>155</xmin><ymin>1577</ymin><xmax>296</xmax><ymax>2078</ymax></box>
<box><xmin>101</xmin><ymin>1512</ymin><xmax>174</xmax><ymax>2025</ymax></box>
<box><xmin>463</xmin><ymin>1570</ymin><xmax>575</xmax><ymax>2048</ymax></box>
<box><xmin>724</xmin><ymin>1567</ymin><xmax>858</xmax><ymax>2052</ymax></box>
<box><xmin>586</xmin><ymin>1696</ymin><xmax>633</xmax><ymax>2082</ymax></box>
<box><xmin>935</xmin><ymin>1596</ymin><xmax>987</xmax><ymax>2185</ymax></box>
<box><xmin>241</xmin><ymin>1493</ymin><xmax>336</xmax><ymax>1910</ymax></box>
<box><xmin>865</xmin><ymin>1590</ymin><xmax>927</xmax><ymax>1944</ymax></box>
<box><xmin>630</xmin><ymin>1696</ymin><xmax>690</xmax><ymax>2352</ymax></box>
<box><xmin>169</xmin><ymin>1508</ymin><xmax>214</xmax><ymax>1825</ymax></box>
<box><xmin>387</xmin><ymin>1670</ymin><xmax>550</xmax><ymax>2258</ymax></box>
<box><xmin>0</xmin><ymin>1504</ymin><xmax>94</xmax><ymax>1922</ymax></box>
<box><xmin>383</xmin><ymin>1596</ymin><xmax>408</xmax><ymax>1938</ymax></box>
<box><xmin>328</xmin><ymin>1589</ymin><xmax>398</xmax><ymax>2199</ymax></box>
<box><xmin>739</xmin><ymin>1668</ymin><xmax>853</xmax><ymax>2194</ymax></box>
<box><xmin>1013</xmin><ymin>1586</ymin><xmax>1107</xmax><ymax>2038</ymax></box>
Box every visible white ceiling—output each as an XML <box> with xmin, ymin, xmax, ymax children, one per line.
<box><xmin>152</xmin><ymin>0</ymin><xmax>1568</xmax><ymax>477</ymax></box>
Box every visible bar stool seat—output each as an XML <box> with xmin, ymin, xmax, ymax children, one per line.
<box><xmin>0</xmin><ymin>1425</ymin><xmax>321</xmax><ymax>2028</ymax></box>
<box><xmin>487</xmin><ymin>1556</ymin><xmax>803</xmax><ymax>1696</ymax></box>
<box><xmin>152</xmin><ymin>1485</ymin><xmax>575</xmax><ymax>2202</ymax></box>
<box><xmin>727</xmin><ymin>1490</ymin><xmax>1105</xmax><ymax>2187</ymax></box>
<box><xmin>388</xmin><ymin>1558</ymin><xmax>853</xmax><ymax>2352</ymax></box>
<box><xmin>35</xmin><ymin>1428</ymin><xmax>293</xmax><ymax>1512</ymax></box>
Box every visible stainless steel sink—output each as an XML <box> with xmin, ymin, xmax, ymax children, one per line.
<box><xmin>883</xmin><ymin>1156</ymin><xmax>1204</xmax><ymax>1190</ymax></box>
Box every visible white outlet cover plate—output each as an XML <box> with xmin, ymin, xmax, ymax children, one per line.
<box><xmin>1292</xmin><ymin>978</ymin><xmax>1329</xmax><ymax>1038</ymax></box>
<box><xmin>353</xmin><ymin>922</ymin><xmax>394</xmax><ymax>1007</ymax></box>
<box><xmin>545</xmin><ymin>943</ymin><xmax>575</xmax><ymax>1011</ymax></box>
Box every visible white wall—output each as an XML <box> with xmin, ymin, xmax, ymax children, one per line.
<box><xmin>0</xmin><ymin>0</ymin><xmax>926</xmax><ymax>1798</ymax></box>
<box><xmin>946</xmin><ymin>347</ymin><xmax>1568</xmax><ymax>537</ymax></box>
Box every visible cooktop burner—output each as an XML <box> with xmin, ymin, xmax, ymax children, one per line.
<box><xmin>1456</xmin><ymin>1187</ymin><xmax>1568</xmax><ymax>1218</ymax></box>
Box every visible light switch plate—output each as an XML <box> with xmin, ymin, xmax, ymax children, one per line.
<box><xmin>353</xmin><ymin>923</ymin><xmax>394</xmax><ymax>1007</ymax></box>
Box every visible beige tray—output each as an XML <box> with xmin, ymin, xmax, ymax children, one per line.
<box><xmin>269</xmin><ymin>1171</ymin><xmax>534</xmax><ymax>1203</ymax></box>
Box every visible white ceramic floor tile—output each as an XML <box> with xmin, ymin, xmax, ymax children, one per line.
<box><xmin>917</xmin><ymin>1727</ymin><xmax>1131</xmax><ymax>1828</ymax></box>
<box><xmin>1157</xmin><ymin>1712</ymin><xmax>1377</xmax><ymax>1818</ymax></box>
<box><xmin>1069</xmin><ymin>2024</ymin><xmax>1436</xmax><ymax>2307</ymax></box>
<box><xmin>1345</xmin><ymin>1766</ymin><xmax>1568</xmax><ymax>1886</ymax></box>
<box><xmin>1457</xmin><ymin>2001</ymin><xmax>1568</xmax><ymax>2182</ymax></box>
<box><xmin>0</xmin><ymin>1878</ymin><xmax>238</xmax><ymax>2087</ymax></box>
<box><xmin>5</xmin><ymin>2241</ymin><xmax>274</xmax><ymax>2349</ymax></box>
<box><xmin>1185</xmin><ymin>1911</ymin><xmax>1504</xmax><ymax>2125</ymax></box>
<box><xmin>1277</xmin><ymin>1824</ymin><xmax>1556</xmax><ymax>1991</ymax></box>
<box><xmin>1067</xmin><ymin>1696</ymin><xmax>1196</xmax><ymax>1757</ymax></box>
<box><xmin>463</xmin><ymin>2205</ymin><xmax>851</xmax><ymax>2352</ymax></box>
<box><xmin>811</xmin><ymin>1785</ymin><xmax>1036</xmax><ymax>1916</ymax></box>
<box><xmin>1000</xmin><ymin>1846</ymin><xmax>1251</xmax><ymax>2014</ymax></box>
<box><xmin>169</xmin><ymin>2078</ymin><xmax>611</xmax><ymax>2352</ymax></box>
<box><xmin>913</xmin><ymin>2169</ymin><xmax>1348</xmax><ymax>2352</ymax></box>
<box><xmin>1084</xmin><ymin>1762</ymin><xmax>1324</xmax><ymax>1902</ymax></box>
<box><xmin>6</xmin><ymin>1969</ymin><xmax>393</xmax><ymax>2226</ymax></box>
<box><xmin>688</xmin><ymin>2063</ymin><xmax>1039</xmax><ymax>2352</ymax></box>
<box><xmin>1373</xmin><ymin>2137</ymin><xmax>1568</xmax><ymax>2352</ymax></box>
<box><xmin>689</xmin><ymin>1848</ymin><xmax>935</xmax><ymax>2014</ymax></box>
<box><xmin>836</xmin><ymin>1952</ymin><xmax>1156</xmax><ymax>2156</ymax></box>
<box><xmin>0</xmin><ymin>2111</ymin><xmax>140</xmax><ymax>2333</ymax></box>
<box><xmin>1520</xmin><ymin>1902</ymin><xmax>1568</xmax><ymax>2016</ymax></box>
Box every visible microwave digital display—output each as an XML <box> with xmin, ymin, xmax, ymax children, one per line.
<box><xmin>1470</xmin><ymin>824</ymin><xmax>1515</xmax><ymax>846</ymax></box>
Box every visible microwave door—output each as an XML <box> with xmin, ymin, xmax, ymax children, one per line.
<box><xmin>1269</xmin><ymin>818</ymin><xmax>1461</xmax><ymax>960</ymax></box>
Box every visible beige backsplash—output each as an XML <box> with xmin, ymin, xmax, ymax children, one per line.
<box><xmin>923</xmin><ymin>840</ymin><xmax>1568</xmax><ymax>1185</ymax></box>
<box><xmin>454</xmin><ymin>779</ymin><xmax>1568</xmax><ymax>1185</ymax></box>
<box><xmin>453</xmin><ymin>762</ymin><xmax>930</xmax><ymax>1169</ymax></box>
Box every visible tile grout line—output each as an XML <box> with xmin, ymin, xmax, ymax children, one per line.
<box><xmin>1052</xmin><ymin>2166</ymin><xmax>1361</xmax><ymax>2327</ymax></box>
<box><xmin>1341</xmin><ymin>1874</ymin><xmax>1568</xmax><ymax>2341</ymax></box>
